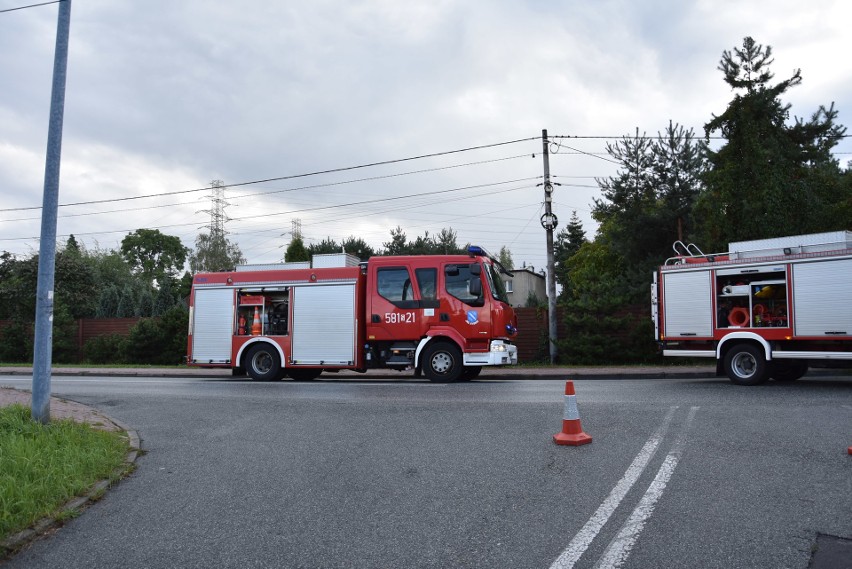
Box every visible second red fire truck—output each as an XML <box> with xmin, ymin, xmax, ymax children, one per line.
<box><xmin>187</xmin><ymin>246</ymin><xmax>518</xmax><ymax>382</ymax></box>
<box><xmin>652</xmin><ymin>231</ymin><xmax>852</xmax><ymax>385</ymax></box>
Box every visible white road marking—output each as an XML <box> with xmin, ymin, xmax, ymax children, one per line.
<box><xmin>593</xmin><ymin>406</ymin><xmax>699</xmax><ymax>569</ymax></box>
<box><xmin>549</xmin><ymin>406</ymin><xmax>678</xmax><ymax>569</ymax></box>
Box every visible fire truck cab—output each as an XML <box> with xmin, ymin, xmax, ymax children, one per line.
<box><xmin>188</xmin><ymin>247</ymin><xmax>518</xmax><ymax>382</ymax></box>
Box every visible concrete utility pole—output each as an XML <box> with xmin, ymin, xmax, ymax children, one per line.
<box><xmin>32</xmin><ymin>0</ymin><xmax>72</xmax><ymax>424</ymax></box>
<box><xmin>540</xmin><ymin>129</ymin><xmax>558</xmax><ymax>364</ymax></box>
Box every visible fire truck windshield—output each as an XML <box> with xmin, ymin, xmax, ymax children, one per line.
<box><xmin>484</xmin><ymin>262</ymin><xmax>510</xmax><ymax>304</ymax></box>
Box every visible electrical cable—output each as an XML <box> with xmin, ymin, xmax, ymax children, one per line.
<box><xmin>0</xmin><ymin>176</ymin><xmax>541</xmax><ymax>242</ymax></box>
<box><xmin>0</xmin><ymin>153</ymin><xmax>532</xmax><ymax>223</ymax></box>
<box><xmin>0</xmin><ymin>0</ymin><xmax>59</xmax><ymax>14</ymax></box>
<box><xmin>0</xmin><ymin>138</ymin><xmax>538</xmax><ymax>213</ymax></box>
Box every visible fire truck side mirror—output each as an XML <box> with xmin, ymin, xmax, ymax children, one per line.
<box><xmin>469</xmin><ymin>263</ymin><xmax>481</xmax><ymax>276</ymax></box>
<box><xmin>468</xmin><ymin>277</ymin><xmax>482</xmax><ymax>297</ymax></box>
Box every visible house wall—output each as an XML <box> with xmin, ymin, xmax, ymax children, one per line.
<box><xmin>502</xmin><ymin>269</ymin><xmax>546</xmax><ymax>307</ymax></box>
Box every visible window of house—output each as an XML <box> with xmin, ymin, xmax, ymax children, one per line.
<box><xmin>505</xmin><ymin>279</ymin><xmax>513</xmax><ymax>293</ymax></box>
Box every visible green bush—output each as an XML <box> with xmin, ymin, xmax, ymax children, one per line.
<box><xmin>124</xmin><ymin>307</ymin><xmax>188</xmax><ymax>365</ymax></box>
<box><xmin>51</xmin><ymin>302</ymin><xmax>78</xmax><ymax>364</ymax></box>
<box><xmin>82</xmin><ymin>334</ymin><xmax>128</xmax><ymax>365</ymax></box>
<box><xmin>157</xmin><ymin>306</ymin><xmax>189</xmax><ymax>363</ymax></box>
<box><xmin>0</xmin><ymin>320</ymin><xmax>33</xmax><ymax>363</ymax></box>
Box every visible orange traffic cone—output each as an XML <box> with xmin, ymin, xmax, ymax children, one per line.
<box><xmin>251</xmin><ymin>307</ymin><xmax>262</xmax><ymax>336</ymax></box>
<box><xmin>553</xmin><ymin>380</ymin><xmax>592</xmax><ymax>446</ymax></box>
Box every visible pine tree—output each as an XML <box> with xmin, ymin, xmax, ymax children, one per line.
<box><xmin>592</xmin><ymin>128</ymin><xmax>657</xmax><ymax>265</ymax></box>
<box><xmin>284</xmin><ymin>235</ymin><xmax>309</xmax><ymax>262</ymax></box>
<box><xmin>654</xmin><ymin>122</ymin><xmax>704</xmax><ymax>243</ymax></box>
<box><xmin>115</xmin><ymin>284</ymin><xmax>137</xmax><ymax>318</ymax></box>
<box><xmin>96</xmin><ymin>285</ymin><xmax>120</xmax><ymax>317</ymax></box>
<box><xmin>136</xmin><ymin>288</ymin><xmax>154</xmax><ymax>317</ymax></box>
<box><xmin>383</xmin><ymin>226</ymin><xmax>408</xmax><ymax>255</ymax></box>
<box><xmin>554</xmin><ymin>211</ymin><xmax>587</xmax><ymax>300</ymax></box>
<box><xmin>153</xmin><ymin>278</ymin><xmax>177</xmax><ymax>316</ymax></box>
<box><xmin>696</xmin><ymin>36</ymin><xmax>847</xmax><ymax>250</ymax></box>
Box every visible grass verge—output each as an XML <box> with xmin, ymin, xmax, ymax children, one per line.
<box><xmin>0</xmin><ymin>404</ymin><xmax>131</xmax><ymax>547</ymax></box>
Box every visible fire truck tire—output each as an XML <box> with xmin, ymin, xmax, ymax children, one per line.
<box><xmin>769</xmin><ymin>361</ymin><xmax>808</xmax><ymax>382</ymax></box>
<box><xmin>723</xmin><ymin>343</ymin><xmax>769</xmax><ymax>386</ymax></box>
<box><xmin>287</xmin><ymin>368</ymin><xmax>322</xmax><ymax>381</ymax></box>
<box><xmin>245</xmin><ymin>344</ymin><xmax>282</xmax><ymax>382</ymax></box>
<box><xmin>422</xmin><ymin>341</ymin><xmax>463</xmax><ymax>383</ymax></box>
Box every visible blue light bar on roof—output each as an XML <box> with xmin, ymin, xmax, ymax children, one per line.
<box><xmin>468</xmin><ymin>245</ymin><xmax>485</xmax><ymax>256</ymax></box>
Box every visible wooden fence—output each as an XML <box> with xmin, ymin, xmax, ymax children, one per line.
<box><xmin>0</xmin><ymin>317</ymin><xmax>142</xmax><ymax>362</ymax></box>
<box><xmin>73</xmin><ymin>317</ymin><xmax>141</xmax><ymax>350</ymax></box>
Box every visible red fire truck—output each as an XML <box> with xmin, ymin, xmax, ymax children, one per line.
<box><xmin>187</xmin><ymin>246</ymin><xmax>518</xmax><ymax>382</ymax></box>
<box><xmin>652</xmin><ymin>231</ymin><xmax>852</xmax><ymax>385</ymax></box>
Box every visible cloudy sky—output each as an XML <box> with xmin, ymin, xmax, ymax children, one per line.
<box><xmin>1</xmin><ymin>0</ymin><xmax>850</xmax><ymax>272</ymax></box>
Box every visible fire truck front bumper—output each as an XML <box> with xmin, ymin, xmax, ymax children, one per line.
<box><xmin>464</xmin><ymin>341</ymin><xmax>518</xmax><ymax>367</ymax></box>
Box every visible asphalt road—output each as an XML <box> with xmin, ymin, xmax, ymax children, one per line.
<box><xmin>2</xmin><ymin>374</ymin><xmax>851</xmax><ymax>568</ymax></box>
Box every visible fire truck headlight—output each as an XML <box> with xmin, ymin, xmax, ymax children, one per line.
<box><xmin>491</xmin><ymin>343</ymin><xmax>507</xmax><ymax>352</ymax></box>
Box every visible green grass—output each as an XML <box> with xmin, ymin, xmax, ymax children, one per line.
<box><xmin>0</xmin><ymin>404</ymin><xmax>131</xmax><ymax>542</ymax></box>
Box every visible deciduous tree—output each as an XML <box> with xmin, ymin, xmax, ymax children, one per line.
<box><xmin>188</xmin><ymin>231</ymin><xmax>245</xmax><ymax>273</ymax></box>
<box><xmin>120</xmin><ymin>229</ymin><xmax>189</xmax><ymax>285</ymax></box>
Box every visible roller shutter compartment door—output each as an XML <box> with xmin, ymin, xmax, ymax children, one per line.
<box><xmin>663</xmin><ymin>271</ymin><xmax>713</xmax><ymax>337</ymax></box>
<box><xmin>291</xmin><ymin>283</ymin><xmax>357</xmax><ymax>365</ymax></box>
<box><xmin>793</xmin><ymin>258</ymin><xmax>852</xmax><ymax>337</ymax></box>
<box><xmin>191</xmin><ymin>288</ymin><xmax>235</xmax><ymax>364</ymax></box>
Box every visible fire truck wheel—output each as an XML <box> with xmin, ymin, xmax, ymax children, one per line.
<box><xmin>769</xmin><ymin>361</ymin><xmax>808</xmax><ymax>382</ymax></box>
<box><xmin>723</xmin><ymin>343</ymin><xmax>769</xmax><ymax>386</ymax></box>
<box><xmin>245</xmin><ymin>344</ymin><xmax>282</xmax><ymax>382</ymax></box>
<box><xmin>287</xmin><ymin>368</ymin><xmax>322</xmax><ymax>381</ymax></box>
<box><xmin>422</xmin><ymin>341</ymin><xmax>463</xmax><ymax>383</ymax></box>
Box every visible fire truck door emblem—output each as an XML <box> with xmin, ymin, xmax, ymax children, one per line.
<box><xmin>466</xmin><ymin>310</ymin><xmax>479</xmax><ymax>325</ymax></box>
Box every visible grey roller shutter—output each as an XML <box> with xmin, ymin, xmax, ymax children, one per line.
<box><xmin>663</xmin><ymin>270</ymin><xmax>713</xmax><ymax>337</ymax></box>
<box><xmin>793</xmin><ymin>258</ymin><xmax>852</xmax><ymax>336</ymax></box>
<box><xmin>291</xmin><ymin>283</ymin><xmax>356</xmax><ymax>365</ymax></box>
<box><xmin>191</xmin><ymin>288</ymin><xmax>235</xmax><ymax>363</ymax></box>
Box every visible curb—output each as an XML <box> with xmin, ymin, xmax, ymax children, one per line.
<box><xmin>0</xmin><ymin>367</ymin><xmax>721</xmax><ymax>380</ymax></box>
<box><xmin>0</xmin><ymin>404</ymin><xmax>141</xmax><ymax>559</ymax></box>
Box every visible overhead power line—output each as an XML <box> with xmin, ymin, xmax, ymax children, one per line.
<box><xmin>0</xmin><ymin>0</ymin><xmax>60</xmax><ymax>13</ymax></box>
<box><xmin>553</xmin><ymin>134</ymin><xmax>852</xmax><ymax>140</ymax></box>
<box><xmin>0</xmin><ymin>138</ymin><xmax>538</xmax><ymax>213</ymax></box>
<box><xmin>0</xmin><ymin>153</ymin><xmax>533</xmax><ymax>223</ymax></box>
<box><xmin>0</xmin><ymin>176</ymin><xmax>541</xmax><ymax>242</ymax></box>
<box><xmin>549</xmin><ymin>140</ymin><xmax>620</xmax><ymax>165</ymax></box>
